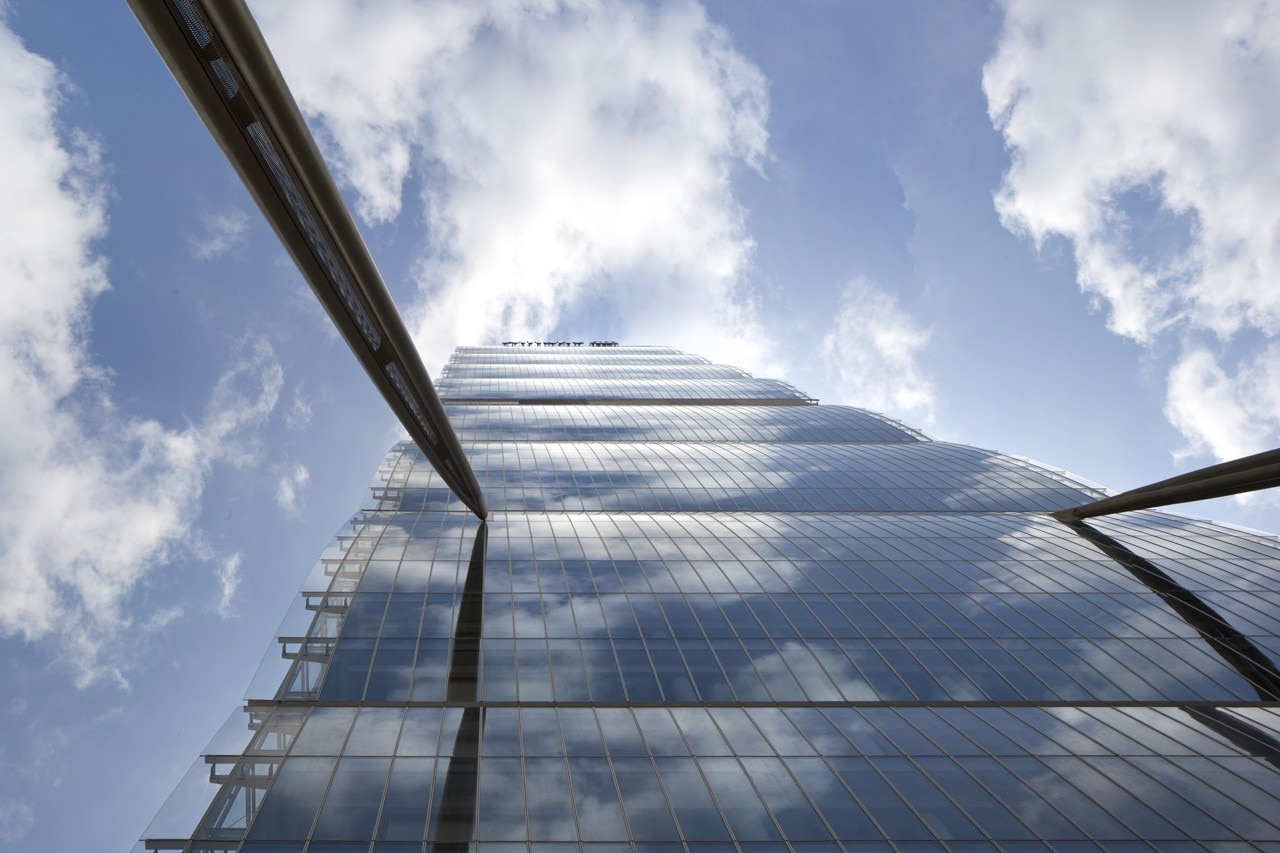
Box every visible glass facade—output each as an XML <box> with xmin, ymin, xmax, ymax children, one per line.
<box><xmin>144</xmin><ymin>345</ymin><xmax>1280</xmax><ymax>851</ymax></box>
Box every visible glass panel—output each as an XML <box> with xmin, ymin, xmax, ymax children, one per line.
<box><xmin>739</xmin><ymin>757</ymin><xmax>831</xmax><ymax>840</ymax></box>
<box><xmin>634</xmin><ymin>709</ymin><xmax>688</xmax><ymax>756</ymax></box>
<box><xmin>559</xmin><ymin>707</ymin><xmax>607</xmax><ymax>757</ymax></box>
<box><xmin>376</xmin><ymin>757</ymin><xmax>434</xmax><ymax>840</ymax></box>
<box><xmin>476</xmin><ymin>757</ymin><xmax>525</xmax><ymax>840</ymax></box>
<box><xmin>525</xmin><ymin>757</ymin><xmax>577</xmax><ymax>840</ymax></box>
<box><xmin>699</xmin><ymin>757</ymin><xmax>781</xmax><ymax>841</ymax></box>
<box><xmin>652</xmin><ymin>757</ymin><xmax>731</xmax><ymax>841</ymax></box>
<box><xmin>612</xmin><ymin>757</ymin><xmax>679</xmax><ymax>841</ymax></box>
<box><xmin>291</xmin><ymin>708</ymin><xmax>356</xmax><ymax>756</ymax></box>
<box><xmin>397</xmin><ymin>708</ymin><xmax>442</xmax><ymax>756</ymax></box>
<box><xmin>828</xmin><ymin>757</ymin><xmax>932</xmax><ymax>840</ymax></box>
<box><xmin>365</xmin><ymin>639</ymin><xmax>416</xmax><ymax>701</ymax></box>
<box><xmin>346</xmin><ymin>708</ymin><xmax>404</xmax><ymax>755</ymax></box>
<box><xmin>783</xmin><ymin>757</ymin><xmax>881</xmax><ymax>841</ymax></box>
<box><xmin>670</xmin><ymin>709</ymin><xmax>733</xmax><ymax>756</ymax></box>
<box><xmin>247</xmin><ymin>757</ymin><xmax>336</xmax><ymax>840</ymax></box>
<box><xmin>568</xmin><ymin>757</ymin><xmax>629</xmax><ymax>841</ymax></box>
<box><xmin>312</xmin><ymin>757</ymin><xmax>392</xmax><ymax>840</ymax></box>
<box><xmin>320</xmin><ymin>641</ymin><xmax>375</xmax><ymax>700</ymax></box>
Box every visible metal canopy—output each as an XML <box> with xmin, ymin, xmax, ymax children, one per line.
<box><xmin>127</xmin><ymin>0</ymin><xmax>486</xmax><ymax>519</ymax></box>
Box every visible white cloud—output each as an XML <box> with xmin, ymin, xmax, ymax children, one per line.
<box><xmin>251</xmin><ymin>0</ymin><xmax>776</xmax><ymax>374</ymax></box>
<box><xmin>286</xmin><ymin>387</ymin><xmax>313</xmax><ymax>431</ymax></box>
<box><xmin>0</xmin><ymin>19</ymin><xmax>282</xmax><ymax>687</ymax></box>
<box><xmin>143</xmin><ymin>604</ymin><xmax>185</xmax><ymax>633</ymax></box>
<box><xmin>1165</xmin><ymin>344</ymin><xmax>1280</xmax><ymax>462</ymax></box>
<box><xmin>189</xmin><ymin>208</ymin><xmax>250</xmax><ymax>261</ymax></box>
<box><xmin>0</xmin><ymin>704</ymin><xmax>124</xmax><ymax>841</ymax></box>
<box><xmin>274</xmin><ymin>463</ymin><xmax>311</xmax><ymax>515</ymax></box>
<box><xmin>821</xmin><ymin>279</ymin><xmax>935</xmax><ymax>423</ymax></box>
<box><xmin>0</xmin><ymin>799</ymin><xmax>34</xmax><ymax>843</ymax></box>
<box><xmin>984</xmin><ymin>0</ymin><xmax>1280</xmax><ymax>462</ymax></box>
<box><xmin>215</xmin><ymin>554</ymin><xmax>242</xmax><ymax>619</ymax></box>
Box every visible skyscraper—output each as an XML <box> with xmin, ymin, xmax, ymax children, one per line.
<box><xmin>141</xmin><ymin>343</ymin><xmax>1280</xmax><ymax>851</ymax></box>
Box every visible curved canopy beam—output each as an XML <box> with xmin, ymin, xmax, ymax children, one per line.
<box><xmin>1054</xmin><ymin>447</ymin><xmax>1280</xmax><ymax>522</ymax></box>
<box><xmin>127</xmin><ymin>0</ymin><xmax>486</xmax><ymax>519</ymax></box>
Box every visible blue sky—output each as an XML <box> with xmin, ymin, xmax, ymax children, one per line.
<box><xmin>2</xmin><ymin>1</ymin><xmax>1279</xmax><ymax>850</ymax></box>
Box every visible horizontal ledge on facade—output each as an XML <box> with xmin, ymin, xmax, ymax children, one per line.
<box><xmin>241</xmin><ymin>698</ymin><xmax>1275</xmax><ymax>710</ymax></box>
<box><xmin>449</xmin><ymin>439</ymin><xmax>924</xmax><ymax>445</ymax></box>
<box><xmin>436</xmin><ymin>397</ymin><xmax>819</xmax><ymax>406</ymax></box>
<box><xmin>363</xmin><ymin>507</ymin><xmax>1087</xmax><ymax>516</ymax></box>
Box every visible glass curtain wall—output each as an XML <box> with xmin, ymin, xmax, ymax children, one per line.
<box><xmin>145</xmin><ymin>344</ymin><xmax>1280</xmax><ymax>851</ymax></box>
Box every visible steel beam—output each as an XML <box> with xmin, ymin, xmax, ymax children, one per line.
<box><xmin>1054</xmin><ymin>447</ymin><xmax>1280</xmax><ymax>521</ymax></box>
<box><xmin>127</xmin><ymin>0</ymin><xmax>486</xmax><ymax>518</ymax></box>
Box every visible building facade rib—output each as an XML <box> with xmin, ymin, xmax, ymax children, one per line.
<box><xmin>142</xmin><ymin>344</ymin><xmax>1280</xmax><ymax>851</ymax></box>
